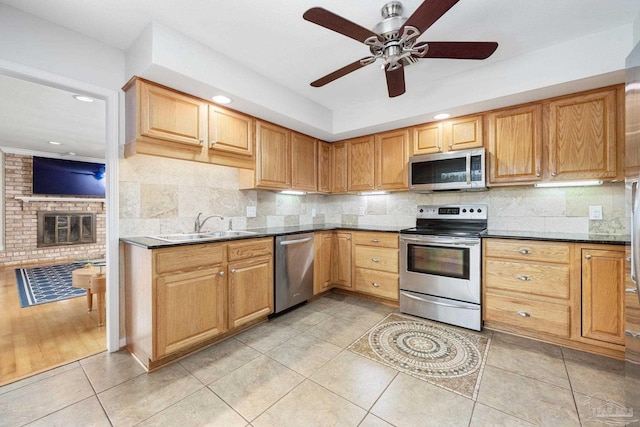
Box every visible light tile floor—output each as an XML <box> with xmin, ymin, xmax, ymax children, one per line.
<box><xmin>0</xmin><ymin>292</ymin><xmax>630</xmax><ymax>427</ymax></box>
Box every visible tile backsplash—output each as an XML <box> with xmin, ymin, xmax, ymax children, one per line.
<box><xmin>119</xmin><ymin>155</ymin><xmax>628</xmax><ymax>237</ymax></box>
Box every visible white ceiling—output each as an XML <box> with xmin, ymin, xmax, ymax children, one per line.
<box><xmin>0</xmin><ymin>0</ymin><xmax>639</xmax><ymax>158</ymax></box>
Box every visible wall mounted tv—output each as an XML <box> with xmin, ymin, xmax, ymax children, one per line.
<box><xmin>32</xmin><ymin>156</ymin><xmax>106</xmax><ymax>197</ymax></box>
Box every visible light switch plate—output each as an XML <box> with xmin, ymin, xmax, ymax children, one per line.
<box><xmin>358</xmin><ymin>206</ymin><xmax>366</xmax><ymax>216</ymax></box>
<box><xmin>246</xmin><ymin>206</ymin><xmax>257</xmax><ymax>218</ymax></box>
<box><xmin>589</xmin><ymin>205</ymin><xmax>603</xmax><ymax>220</ymax></box>
<box><xmin>312</xmin><ymin>208</ymin><xmax>317</xmax><ymax>218</ymax></box>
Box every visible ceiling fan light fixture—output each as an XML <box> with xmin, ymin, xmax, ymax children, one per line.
<box><xmin>73</xmin><ymin>95</ymin><xmax>94</xmax><ymax>103</ymax></box>
<box><xmin>212</xmin><ymin>95</ymin><xmax>232</xmax><ymax>104</ymax></box>
<box><xmin>434</xmin><ymin>113</ymin><xmax>451</xmax><ymax>120</ymax></box>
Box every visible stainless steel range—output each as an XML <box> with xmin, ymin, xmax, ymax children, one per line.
<box><xmin>399</xmin><ymin>204</ymin><xmax>487</xmax><ymax>331</ymax></box>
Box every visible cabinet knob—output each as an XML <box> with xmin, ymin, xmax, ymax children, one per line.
<box><xmin>518</xmin><ymin>248</ymin><xmax>531</xmax><ymax>255</ymax></box>
<box><xmin>199</xmin><ymin>138</ymin><xmax>204</xmax><ymax>144</ymax></box>
<box><xmin>516</xmin><ymin>311</ymin><xmax>531</xmax><ymax>318</ymax></box>
<box><xmin>516</xmin><ymin>275</ymin><xmax>532</xmax><ymax>281</ymax></box>
<box><xmin>536</xmin><ymin>171</ymin><xmax>541</xmax><ymax>177</ymax></box>
<box><xmin>218</xmin><ymin>271</ymin><xmax>225</xmax><ymax>276</ymax></box>
<box><xmin>371</xmin><ymin>239</ymin><xmax>379</xmax><ymax>243</ymax></box>
<box><xmin>372</xmin><ymin>282</ymin><xmax>380</xmax><ymax>287</ymax></box>
<box><xmin>347</xmin><ymin>236</ymin><xmax>351</xmax><ymax>240</ymax></box>
<box><xmin>231</xmin><ymin>268</ymin><xmax>237</xmax><ymax>273</ymax></box>
<box><xmin>551</xmin><ymin>172</ymin><xmax>558</xmax><ymax>177</ymax></box>
<box><xmin>585</xmin><ymin>254</ymin><xmax>592</xmax><ymax>260</ymax></box>
<box><xmin>210</xmin><ymin>140</ymin><xmax>217</xmax><ymax>146</ymax></box>
<box><xmin>371</xmin><ymin>258</ymin><xmax>379</xmax><ymax>263</ymax></box>
<box><xmin>627</xmin><ymin>257</ymin><xmax>632</xmax><ymax>263</ymax></box>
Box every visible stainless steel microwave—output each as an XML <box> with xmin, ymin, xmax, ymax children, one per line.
<box><xmin>408</xmin><ymin>148</ymin><xmax>487</xmax><ymax>192</ymax></box>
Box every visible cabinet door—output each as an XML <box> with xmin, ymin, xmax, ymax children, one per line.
<box><xmin>155</xmin><ymin>266</ymin><xmax>226</xmax><ymax>358</ymax></box>
<box><xmin>412</xmin><ymin>122</ymin><xmax>443</xmax><ymax>155</ymax></box>
<box><xmin>255</xmin><ymin>120</ymin><xmax>290</xmax><ymax>189</ymax></box>
<box><xmin>444</xmin><ymin>115</ymin><xmax>484</xmax><ymax>151</ymax></box>
<box><xmin>228</xmin><ymin>256</ymin><xmax>274</xmax><ymax>329</ymax></box>
<box><xmin>291</xmin><ymin>132</ymin><xmax>318</xmax><ymax>192</ymax></box>
<box><xmin>375</xmin><ymin>129</ymin><xmax>408</xmax><ymax>190</ymax></box>
<box><xmin>547</xmin><ymin>89</ymin><xmax>617</xmax><ymax>180</ymax></box>
<box><xmin>331</xmin><ymin>142</ymin><xmax>348</xmax><ymax>193</ymax></box>
<box><xmin>332</xmin><ymin>232</ymin><xmax>352</xmax><ymax>288</ymax></box>
<box><xmin>347</xmin><ymin>136</ymin><xmax>375</xmax><ymax>191</ymax></box>
<box><xmin>582</xmin><ymin>248</ymin><xmax>625</xmax><ymax>345</ymax></box>
<box><xmin>139</xmin><ymin>81</ymin><xmax>206</xmax><ymax>148</ymax></box>
<box><xmin>208</xmin><ymin>106</ymin><xmax>254</xmax><ymax>156</ymax></box>
<box><xmin>487</xmin><ymin>104</ymin><xmax>543</xmax><ymax>184</ymax></box>
<box><xmin>318</xmin><ymin>142</ymin><xmax>332</xmax><ymax>193</ymax></box>
<box><xmin>313</xmin><ymin>232</ymin><xmax>333</xmax><ymax>295</ymax></box>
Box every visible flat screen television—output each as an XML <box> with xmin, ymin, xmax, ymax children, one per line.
<box><xmin>32</xmin><ymin>156</ymin><xmax>106</xmax><ymax>197</ymax></box>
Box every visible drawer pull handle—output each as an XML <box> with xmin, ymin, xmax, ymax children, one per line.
<box><xmin>372</xmin><ymin>282</ymin><xmax>380</xmax><ymax>287</ymax></box>
<box><xmin>516</xmin><ymin>311</ymin><xmax>531</xmax><ymax>318</ymax></box>
<box><xmin>626</xmin><ymin>330</ymin><xmax>640</xmax><ymax>339</ymax></box>
<box><xmin>518</xmin><ymin>248</ymin><xmax>531</xmax><ymax>255</ymax></box>
<box><xmin>585</xmin><ymin>254</ymin><xmax>592</xmax><ymax>260</ymax></box>
<box><xmin>371</xmin><ymin>239</ymin><xmax>379</xmax><ymax>243</ymax></box>
<box><xmin>371</xmin><ymin>258</ymin><xmax>379</xmax><ymax>262</ymax></box>
<box><xmin>517</xmin><ymin>275</ymin><xmax>532</xmax><ymax>281</ymax></box>
<box><xmin>626</xmin><ymin>287</ymin><xmax>639</xmax><ymax>294</ymax></box>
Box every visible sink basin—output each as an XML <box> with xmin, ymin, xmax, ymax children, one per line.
<box><xmin>149</xmin><ymin>230</ymin><xmax>257</xmax><ymax>243</ymax></box>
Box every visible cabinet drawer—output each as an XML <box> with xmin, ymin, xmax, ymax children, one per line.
<box><xmin>155</xmin><ymin>243</ymin><xmax>224</xmax><ymax>275</ymax></box>
<box><xmin>484</xmin><ymin>239</ymin><xmax>570</xmax><ymax>263</ymax></box>
<box><xmin>485</xmin><ymin>259</ymin><xmax>570</xmax><ymax>299</ymax></box>
<box><xmin>228</xmin><ymin>238</ymin><xmax>273</xmax><ymax>261</ymax></box>
<box><xmin>485</xmin><ymin>293</ymin><xmax>570</xmax><ymax>338</ymax></box>
<box><xmin>354</xmin><ymin>268</ymin><xmax>398</xmax><ymax>300</ymax></box>
<box><xmin>354</xmin><ymin>232</ymin><xmax>398</xmax><ymax>249</ymax></box>
<box><xmin>354</xmin><ymin>246</ymin><xmax>398</xmax><ymax>273</ymax></box>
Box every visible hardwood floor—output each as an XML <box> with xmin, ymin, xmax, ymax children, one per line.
<box><xmin>0</xmin><ymin>264</ymin><xmax>106</xmax><ymax>386</ymax></box>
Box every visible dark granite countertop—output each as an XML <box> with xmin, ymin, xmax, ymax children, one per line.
<box><xmin>482</xmin><ymin>230</ymin><xmax>630</xmax><ymax>245</ymax></box>
<box><xmin>120</xmin><ymin>223</ymin><xmax>405</xmax><ymax>249</ymax></box>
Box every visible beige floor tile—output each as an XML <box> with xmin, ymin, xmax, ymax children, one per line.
<box><xmin>209</xmin><ymin>355</ymin><xmax>304</xmax><ymax>421</ymax></box>
<box><xmin>270</xmin><ymin>304</ymin><xmax>331</xmax><ymax>331</ymax></box>
<box><xmin>469</xmin><ymin>403</ymin><xmax>536</xmax><ymax>427</ymax></box>
<box><xmin>477</xmin><ymin>365</ymin><xmax>580</xmax><ymax>426</ymax></box>
<box><xmin>326</xmin><ymin>303</ymin><xmax>390</xmax><ymax>328</ymax></box>
<box><xmin>0</xmin><ymin>361</ymin><xmax>81</xmax><ymax>396</ymax></box>
<box><xmin>574</xmin><ymin>391</ymin><xmax>638</xmax><ymax>427</ymax></box>
<box><xmin>98</xmin><ymin>363</ymin><xmax>204</xmax><ymax>427</ymax></box>
<box><xmin>25</xmin><ymin>396</ymin><xmax>111</xmax><ymax>427</ymax></box>
<box><xmin>562</xmin><ymin>347</ymin><xmax>626</xmax><ymax>403</ymax></box>
<box><xmin>310</xmin><ymin>351</ymin><xmax>397</xmax><ymax>410</ymax></box>
<box><xmin>266</xmin><ymin>334</ymin><xmax>342</xmax><ymax>377</ymax></box>
<box><xmin>358</xmin><ymin>413</ymin><xmax>394</xmax><ymax>427</ymax></box>
<box><xmin>0</xmin><ymin>366</ymin><xmax>94</xmax><ymax>426</ymax></box>
<box><xmin>371</xmin><ymin>372</ymin><xmax>475</xmax><ymax>426</ymax></box>
<box><xmin>80</xmin><ymin>349</ymin><xmax>146</xmax><ymax>393</ymax></box>
<box><xmin>137</xmin><ymin>388</ymin><xmax>248</xmax><ymax>427</ymax></box>
<box><xmin>252</xmin><ymin>380</ymin><xmax>366</xmax><ymax>427</ymax></box>
<box><xmin>234</xmin><ymin>321</ymin><xmax>301</xmax><ymax>353</ymax></box>
<box><xmin>179</xmin><ymin>338</ymin><xmax>261</xmax><ymax>385</ymax></box>
<box><xmin>306</xmin><ymin>316</ymin><xmax>372</xmax><ymax>348</ymax></box>
<box><xmin>486</xmin><ymin>332</ymin><xmax>570</xmax><ymax>389</ymax></box>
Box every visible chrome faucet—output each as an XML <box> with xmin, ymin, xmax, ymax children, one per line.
<box><xmin>194</xmin><ymin>212</ymin><xmax>223</xmax><ymax>233</ymax></box>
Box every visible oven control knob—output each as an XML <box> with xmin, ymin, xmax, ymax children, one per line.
<box><xmin>477</xmin><ymin>208</ymin><xmax>482</xmax><ymax>213</ymax></box>
<box><xmin>462</xmin><ymin>209</ymin><xmax>467</xmax><ymax>213</ymax></box>
<box><xmin>419</xmin><ymin>209</ymin><xmax>424</xmax><ymax>213</ymax></box>
<box><xmin>470</xmin><ymin>209</ymin><xmax>474</xmax><ymax>213</ymax></box>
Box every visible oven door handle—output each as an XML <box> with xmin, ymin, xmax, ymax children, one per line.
<box><xmin>401</xmin><ymin>292</ymin><xmax>480</xmax><ymax>310</ymax></box>
<box><xmin>400</xmin><ymin>236</ymin><xmax>480</xmax><ymax>246</ymax></box>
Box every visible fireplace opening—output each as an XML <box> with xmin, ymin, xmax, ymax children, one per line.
<box><xmin>37</xmin><ymin>211</ymin><xmax>97</xmax><ymax>247</ymax></box>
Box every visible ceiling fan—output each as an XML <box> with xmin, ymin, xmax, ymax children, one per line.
<box><xmin>303</xmin><ymin>0</ymin><xmax>498</xmax><ymax>97</ymax></box>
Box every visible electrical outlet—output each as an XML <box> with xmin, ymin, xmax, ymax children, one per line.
<box><xmin>312</xmin><ymin>208</ymin><xmax>317</xmax><ymax>218</ymax></box>
<box><xmin>246</xmin><ymin>206</ymin><xmax>257</xmax><ymax>218</ymax></box>
<box><xmin>589</xmin><ymin>205</ymin><xmax>603</xmax><ymax>221</ymax></box>
<box><xmin>358</xmin><ymin>206</ymin><xmax>366</xmax><ymax>216</ymax></box>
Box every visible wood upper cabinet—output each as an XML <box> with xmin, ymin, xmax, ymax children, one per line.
<box><xmin>581</xmin><ymin>247</ymin><xmax>625</xmax><ymax>346</ymax></box>
<box><xmin>208</xmin><ymin>106</ymin><xmax>254</xmax><ymax>157</ymax></box>
<box><xmin>347</xmin><ymin>136</ymin><xmax>375</xmax><ymax>191</ymax></box>
<box><xmin>255</xmin><ymin>120</ymin><xmax>290</xmax><ymax>189</ymax></box>
<box><xmin>136</xmin><ymin>79</ymin><xmax>207</xmax><ymax>149</ymax></box>
<box><xmin>332</xmin><ymin>232</ymin><xmax>352</xmax><ymax>288</ymax></box>
<box><xmin>331</xmin><ymin>142</ymin><xmax>348</xmax><ymax>193</ymax></box>
<box><xmin>291</xmin><ymin>132</ymin><xmax>318</xmax><ymax>192</ymax></box>
<box><xmin>487</xmin><ymin>104</ymin><xmax>543</xmax><ymax>184</ymax></box>
<box><xmin>375</xmin><ymin>129</ymin><xmax>409</xmax><ymax>190</ymax></box>
<box><xmin>412</xmin><ymin>114</ymin><xmax>483</xmax><ymax>155</ymax></box>
<box><xmin>318</xmin><ymin>142</ymin><xmax>331</xmax><ymax>193</ymax></box>
<box><xmin>546</xmin><ymin>88</ymin><xmax>618</xmax><ymax>180</ymax></box>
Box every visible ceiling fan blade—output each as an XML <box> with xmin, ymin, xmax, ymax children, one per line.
<box><xmin>311</xmin><ymin>58</ymin><xmax>371</xmax><ymax>87</ymax></box>
<box><xmin>402</xmin><ymin>0</ymin><xmax>459</xmax><ymax>35</ymax></box>
<box><xmin>303</xmin><ymin>7</ymin><xmax>380</xmax><ymax>44</ymax></box>
<box><xmin>386</xmin><ymin>65</ymin><xmax>406</xmax><ymax>98</ymax></box>
<box><xmin>414</xmin><ymin>41</ymin><xmax>498</xmax><ymax>59</ymax></box>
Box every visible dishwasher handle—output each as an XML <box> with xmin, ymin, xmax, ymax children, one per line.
<box><xmin>279</xmin><ymin>237</ymin><xmax>312</xmax><ymax>246</ymax></box>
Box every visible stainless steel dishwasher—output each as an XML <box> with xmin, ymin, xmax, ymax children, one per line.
<box><xmin>274</xmin><ymin>232</ymin><xmax>314</xmax><ymax>314</ymax></box>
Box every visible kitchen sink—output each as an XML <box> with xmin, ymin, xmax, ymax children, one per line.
<box><xmin>149</xmin><ymin>230</ymin><xmax>257</xmax><ymax>243</ymax></box>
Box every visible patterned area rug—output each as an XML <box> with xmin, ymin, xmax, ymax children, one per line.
<box><xmin>349</xmin><ymin>313</ymin><xmax>491</xmax><ymax>400</ymax></box>
<box><xmin>15</xmin><ymin>263</ymin><xmax>88</xmax><ymax>308</ymax></box>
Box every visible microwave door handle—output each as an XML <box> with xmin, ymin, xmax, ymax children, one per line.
<box><xmin>466</xmin><ymin>152</ymin><xmax>471</xmax><ymax>185</ymax></box>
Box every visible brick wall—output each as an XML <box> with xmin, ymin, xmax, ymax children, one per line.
<box><xmin>2</xmin><ymin>153</ymin><xmax>106</xmax><ymax>266</ymax></box>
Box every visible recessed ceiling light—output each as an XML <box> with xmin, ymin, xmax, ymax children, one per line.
<box><xmin>48</xmin><ymin>141</ymin><xmax>62</xmax><ymax>145</ymax></box>
<box><xmin>67</xmin><ymin>152</ymin><xmax>76</xmax><ymax>156</ymax></box>
<box><xmin>73</xmin><ymin>95</ymin><xmax>94</xmax><ymax>103</ymax></box>
<box><xmin>434</xmin><ymin>113</ymin><xmax>451</xmax><ymax>120</ymax></box>
<box><xmin>212</xmin><ymin>95</ymin><xmax>232</xmax><ymax>104</ymax></box>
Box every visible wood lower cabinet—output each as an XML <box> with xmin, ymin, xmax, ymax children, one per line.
<box><xmin>352</xmin><ymin>231</ymin><xmax>399</xmax><ymax>301</ymax></box>
<box><xmin>124</xmin><ymin>237</ymin><xmax>274</xmax><ymax>370</ymax></box>
<box><xmin>333</xmin><ymin>232</ymin><xmax>353</xmax><ymax>288</ymax></box>
<box><xmin>483</xmin><ymin>238</ymin><xmax>625</xmax><ymax>358</ymax></box>
<box><xmin>313</xmin><ymin>231</ymin><xmax>334</xmax><ymax>295</ymax></box>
